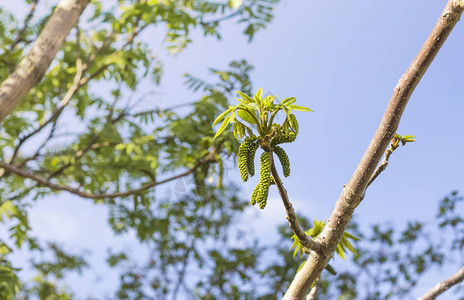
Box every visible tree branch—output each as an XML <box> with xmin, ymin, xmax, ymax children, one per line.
<box><xmin>0</xmin><ymin>153</ymin><xmax>216</xmax><ymax>200</ymax></box>
<box><xmin>1</xmin><ymin>29</ymin><xmax>85</xmax><ymax>171</ymax></box>
<box><xmin>417</xmin><ymin>266</ymin><xmax>464</xmax><ymax>300</ymax></box>
<box><xmin>0</xmin><ymin>0</ymin><xmax>91</xmax><ymax>123</ymax></box>
<box><xmin>366</xmin><ymin>136</ymin><xmax>400</xmax><ymax>188</ymax></box>
<box><xmin>284</xmin><ymin>1</ymin><xmax>464</xmax><ymax>298</ymax></box>
<box><xmin>305</xmin><ymin>277</ymin><xmax>320</xmax><ymax>300</ymax></box>
<box><xmin>270</xmin><ymin>153</ymin><xmax>321</xmax><ymax>252</ymax></box>
<box><xmin>9</xmin><ymin>0</ymin><xmax>39</xmax><ymax>52</ymax></box>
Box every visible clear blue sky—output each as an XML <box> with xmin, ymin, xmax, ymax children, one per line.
<box><xmin>2</xmin><ymin>0</ymin><xmax>464</xmax><ymax>298</ymax></box>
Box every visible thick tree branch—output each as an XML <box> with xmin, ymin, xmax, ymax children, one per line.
<box><xmin>417</xmin><ymin>266</ymin><xmax>464</xmax><ymax>300</ymax></box>
<box><xmin>270</xmin><ymin>153</ymin><xmax>321</xmax><ymax>252</ymax></box>
<box><xmin>0</xmin><ymin>0</ymin><xmax>91</xmax><ymax>123</ymax></box>
<box><xmin>284</xmin><ymin>1</ymin><xmax>464</xmax><ymax>299</ymax></box>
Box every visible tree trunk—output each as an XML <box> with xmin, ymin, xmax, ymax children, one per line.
<box><xmin>0</xmin><ymin>0</ymin><xmax>91</xmax><ymax>124</ymax></box>
<box><xmin>284</xmin><ymin>1</ymin><xmax>464</xmax><ymax>299</ymax></box>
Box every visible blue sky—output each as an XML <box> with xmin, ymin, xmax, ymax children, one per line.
<box><xmin>2</xmin><ymin>0</ymin><xmax>464</xmax><ymax>298</ymax></box>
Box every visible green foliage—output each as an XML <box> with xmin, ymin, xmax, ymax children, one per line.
<box><xmin>393</xmin><ymin>133</ymin><xmax>416</xmax><ymax>148</ymax></box>
<box><xmin>290</xmin><ymin>220</ymin><xmax>359</xmax><ymax>275</ymax></box>
<box><xmin>0</xmin><ymin>259</ymin><xmax>20</xmax><ymax>300</ymax></box>
<box><xmin>213</xmin><ymin>88</ymin><xmax>312</xmax><ymax>140</ymax></box>
<box><xmin>0</xmin><ymin>1</ymin><xmax>458</xmax><ymax>299</ymax></box>
<box><xmin>0</xmin><ymin>0</ymin><xmax>284</xmax><ymax>294</ymax></box>
<box><xmin>213</xmin><ymin>88</ymin><xmax>311</xmax><ymax>209</ymax></box>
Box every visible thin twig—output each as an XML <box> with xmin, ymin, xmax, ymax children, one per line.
<box><xmin>171</xmin><ymin>239</ymin><xmax>195</xmax><ymax>300</ymax></box>
<box><xmin>269</xmin><ymin>153</ymin><xmax>321</xmax><ymax>252</ymax></box>
<box><xmin>367</xmin><ymin>137</ymin><xmax>400</xmax><ymax>188</ymax></box>
<box><xmin>9</xmin><ymin>0</ymin><xmax>39</xmax><ymax>51</ymax></box>
<box><xmin>417</xmin><ymin>266</ymin><xmax>464</xmax><ymax>300</ymax></box>
<box><xmin>200</xmin><ymin>10</ymin><xmax>242</xmax><ymax>26</ymax></box>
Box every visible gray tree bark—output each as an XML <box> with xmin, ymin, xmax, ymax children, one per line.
<box><xmin>417</xmin><ymin>266</ymin><xmax>464</xmax><ymax>300</ymax></box>
<box><xmin>284</xmin><ymin>1</ymin><xmax>464</xmax><ymax>299</ymax></box>
<box><xmin>0</xmin><ymin>0</ymin><xmax>91</xmax><ymax>124</ymax></box>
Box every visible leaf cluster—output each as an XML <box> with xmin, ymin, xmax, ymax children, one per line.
<box><xmin>290</xmin><ymin>220</ymin><xmax>359</xmax><ymax>275</ymax></box>
<box><xmin>213</xmin><ymin>88</ymin><xmax>312</xmax><ymax>140</ymax></box>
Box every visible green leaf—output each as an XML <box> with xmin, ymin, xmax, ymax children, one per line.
<box><xmin>237</xmin><ymin>109</ymin><xmax>257</xmax><ymax>124</ymax></box>
<box><xmin>212</xmin><ymin>108</ymin><xmax>232</xmax><ymax>128</ymax></box>
<box><xmin>325</xmin><ymin>264</ymin><xmax>337</xmax><ymax>275</ymax></box>
<box><xmin>335</xmin><ymin>244</ymin><xmax>345</xmax><ymax>260</ymax></box>
<box><xmin>233</xmin><ymin>122</ymin><xmax>240</xmax><ymax>139</ymax></box>
<box><xmin>289</xmin><ymin>104</ymin><xmax>313</xmax><ymax>112</ymax></box>
<box><xmin>343</xmin><ymin>239</ymin><xmax>357</xmax><ymax>254</ymax></box>
<box><xmin>228</xmin><ymin>0</ymin><xmax>242</xmax><ymax>9</ymax></box>
<box><xmin>289</xmin><ymin>114</ymin><xmax>299</xmax><ymax>134</ymax></box>
<box><xmin>214</xmin><ymin>115</ymin><xmax>231</xmax><ymax>139</ymax></box>
<box><xmin>236</xmin><ymin>90</ymin><xmax>253</xmax><ymax>103</ymax></box>
<box><xmin>293</xmin><ymin>245</ymin><xmax>299</xmax><ymax>258</ymax></box>
<box><xmin>230</xmin><ymin>110</ymin><xmax>236</xmax><ymax>123</ymax></box>
<box><xmin>235</xmin><ymin>97</ymin><xmax>249</xmax><ymax>105</ymax></box>
<box><xmin>281</xmin><ymin>97</ymin><xmax>296</xmax><ymax>106</ymax></box>
<box><xmin>290</xmin><ymin>237</ymin><xmax>299</xmax><ymax>250</ymax></box>
<box><xmin>343</xmin><ymin>232</ymin><xmax>360</xmax><ymax>241</ymax></box>
<box><xmin>254</xmin><ymin>88</ymin><xmax>263</xmax><ymax>103</ymax></box>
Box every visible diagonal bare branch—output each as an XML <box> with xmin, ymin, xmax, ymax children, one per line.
<box><xmin>0</xmin><ymin>0</ymin><xmax>91</xmax><ymax>123</ymax></box>
<box><xmin>284</xmin><ymin>1</ymin><xmax>464</xmax><ymax>298</ymax></box>
<box><xmin>417</xmin><ymin>266</ymin><xmax>464</xmax><ymax>300</ymax></box>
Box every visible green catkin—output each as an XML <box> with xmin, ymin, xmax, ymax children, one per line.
<box><xmin>237</xmin><ymin>138</ymin><xmax>252</xmax><ymax>182</ymax></box>
<box><xmin>250</xmin><ymin>183</ymin><xmax>260</xmax><ymax>205</ymax></box>
<box><xmin>247</xmin><ymin>139</ymin><xmax>260</xmax><ymax>177</ymax></box>
<box><xmin>273</xmin><ymin>146</ymin><xmax>290</xmax><ymax>177</ymax></box>
<box><xmin>256</xmin><ymin>151</ymin><xmax>271</xmax><ymax>209</ymax></box>
<box><xmin>271</xmin><ymin>131</ymin><xmax>296</xmax><ymax>146</ymax></box>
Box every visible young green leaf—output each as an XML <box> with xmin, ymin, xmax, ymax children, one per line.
<box><xmin>289</xmin><ymin>114</ymin><xmax>299</xmax><ymax>134</ymax></box>
<box><xmin>236</xmin><ymin>90</ymin><xmax>253</xmax><ymax>103</ymax></box>
<box><xmin>214</xmin><ymin>115</ymin><xmax>231</xmax><ymax>139</ymax></box>
<box><xmin>237</xmin><ymin>109</ymin><xmax>258</xmax><ymax>124</ymax></box>
<box><xmin>289</xmin><ymin>104</ymin><xmax>313</xmax><ymax>112</ymax></box>
<box><xmin>343</xmin><ymin>232</ymin><xmax>360</xmax><ymax>241</ymax></box>
<box><xmin>281</xmin><ymin>97</ymin><xmax>296</xmax><ymax>106</ymax></box>
<box><xmin>212</xmin><ymin>108</ymin><xmax>232</xmax><ymax>128</ymax></box>
<box><xmin>254</xmin><ymin>88</ymin><xmax>263</xmax><ymax>103</ymax></box>
<box><xmin>325</xmin><ymin>264</ymin><xmax>337</xmax><ymax>275</ymax></box>
<box><xmin>233</xmin><ymin>122</ymin><xmax>240</xmax><ymax>139</ymax></box>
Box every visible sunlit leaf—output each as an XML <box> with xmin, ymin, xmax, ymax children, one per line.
<box><xmin>289</xmin><ymin>104</ymin><xmax>313</xmax><ymax>112</ymax></box>
<box><xmin>236</xmin><ymin>90</ymin><xmax>253</xmax><ymax>103</ymax></box>
<box><xmin>212</xmin><ymin>108</ymin><xmax>232</xmax><ymax>127</ymax></box>
<box><xmin>237</xmin><ymin>109</ymin><xmax>257</xmax><ymax>124</ymax></box>
<box><xmin>214</xmin><ymin>115</ymin><xmax>231</xmax><ymax>139</ymax></box>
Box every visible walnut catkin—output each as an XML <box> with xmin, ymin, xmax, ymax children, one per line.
<box><xmin>273</xmin><ymin>146</ymin><xmax>290</xmax><ymax>177</ymax></box>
